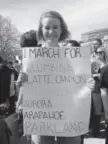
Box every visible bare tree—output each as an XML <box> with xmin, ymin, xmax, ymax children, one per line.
<box><xmin>0</xmin><ymin>15</ymin><xmax>20</xmax><ymax>60</ymax></box>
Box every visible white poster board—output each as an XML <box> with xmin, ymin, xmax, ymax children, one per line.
<box><xmin>22</xmin><ymin>46</ymin><xmax>91</xmax><ymax>137</ymax></box>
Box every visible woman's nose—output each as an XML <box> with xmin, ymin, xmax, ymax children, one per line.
<box><xmin>49</xmin><ymin>29</ymin><xmax>54</xmax><ymax>34</ymax></box>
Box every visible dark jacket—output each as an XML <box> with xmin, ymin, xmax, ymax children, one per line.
<box><xmin>100</xmin><ymin>65</ymin><xmax>108</xmax><ymax>88</ymax></box>
<box><xmin>0</xmin><ymin>64</ymin><xmax>12</xmax><ymax>104</ymax></box>
<box><xmin>0</xmin><ymin>116</ymin><xmax>12</xmax><ymax>144</ymax></box>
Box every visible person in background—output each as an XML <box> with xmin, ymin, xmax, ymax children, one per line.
<box><xmin>96</xmin><ymin>47</ymin><xmax>108</xmax><ymax>67</ymax></box>
<box><xmin>66</xmin><ymin>40</ymin><xmax>80</xmax><ymax>47</ymax></box>
<box><xmin>89</xmin><ymin>40</ymin><xmax>103</xmax><ymax>138</ymax></box>
<box><xmin>91</xmin><ymin>39</ymin><xmax>102</xmax><ymax>61</ymax></box>
<box><xmin>100</xmin><ymin>65</ymin><xmax>108</xmax><ymax>144</ymax></box>
<box><xmin>95</xmin><ymin>47</ymin><xmax>108</xmax><ymax>125</ymax></box>
<box><xmin>16</xmin><ymin>29</ymin><xmax>38</xmax><ymax>140</ymax></box>
<box><xmin>8</xmin><ymin>61</ymin><xmax>18</xmax><ymax>114</ymax></box>
<box><xmin>16</xmin><ymin>29</ymin><xmax>38</xmax><ymax>106</ymax></box>
<box><xmin>90</xmin><ymin>52</ymin><xmax>103</xmax><ymax>138</ymax></box>
<box><xmin>0</xmin><ymin>56</ymin><xmax>12</xmax><ymax>144</ymax></box>
<box><xmin>0</xmin><ymin>57</ymin><xmax>11</xmax><ymax>108</ymax></box>
<box><xmin>90</xmin><ymin>46</ymin><xmax>108</xmax><ymax>138</ymax></box>
<box><xmin>66</xmin><ymin>39</ymin><xmax>84</xmax><ymax>144</ymax></box>
<box><xmin>0</xmin><ymin>115</ymin><xmax>12</xmax><ymax>144</ymax></box>
<box><xmin>20</xmin><ymin>30</ymin><xmax>37</xmax><ymax>47</ymax></box>
<box><xmin>103</xmin><ymin>35</ymin><xmax>108</xmax><ymax>50</ymax></box>
<box><xmin>93</xmin><ymin>39</ymin><xmax>102</xmax><ymax>52</ymax></box>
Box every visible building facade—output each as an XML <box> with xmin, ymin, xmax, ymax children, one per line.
<box><xmin>81</xmin><ymin>28</ymin><xmax>108</xmax><ymax>42</ymax></box>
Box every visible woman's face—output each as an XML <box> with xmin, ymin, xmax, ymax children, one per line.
<box><xmin>96</xmin><ymin>48</ymin><xmax>105</xmax><ymax>61</ymax></box>
<box><xmin>93</xmin><ymin>40</ymin><xmax>101</xmax><ymax>51</ymax></box>
<box><xmin>41</xmin><ymin>17</ymin><xmax>61</xmax><ymax>46</ymax></box>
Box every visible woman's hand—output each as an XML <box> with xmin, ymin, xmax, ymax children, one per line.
<box><xmin>91</xmin><ymin>60</ymin><xmax>100</xmax><ymax>74</ymax></box>
<box><xmin>86</xmin><ymin>77</ymin><xmax>95</xmax><ymax>91</ymax></box>
<box><xmin>16</xmin><ymin>105</ymin><xmax>22</xmax><ymax>114</ymax></box>
<box><xmin>16</xmin><ymin>72</ymin><xmax>28</xmax><ymax>87</ymax></box>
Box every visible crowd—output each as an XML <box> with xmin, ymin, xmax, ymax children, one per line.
<box><xmin>0</xmin><ymin>10</ymin><xmax>108</xmax><ymax>144</ymax></box>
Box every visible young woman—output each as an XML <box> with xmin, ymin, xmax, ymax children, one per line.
<box><xmin>91</xmin><ymin>39</ymin><xmax>102</xmax><ymax>62</ymax></box>
<box><xmin>100</xmin><ymin>65</ymin><xmax>108</xmax><ymax>144</ymax></box>
<box><xmin>16</xmin><ymin>11</ymin><xmax>95</xmax><ymax>144</ymax></box>
<box><xmin>96</xmin><ymin>47</ymin><xmax>108</xmax><ymax>67</ymax></box>
<box><xmin>90</xmin><ymin>47</ymin><xmax>108</xmax><ymax>138</ymax></box>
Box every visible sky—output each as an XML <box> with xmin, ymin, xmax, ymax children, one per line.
<box><xmin>0</xmin><ymin>0</ymin><xmax>108</xmax><ymax>40</ymax></box>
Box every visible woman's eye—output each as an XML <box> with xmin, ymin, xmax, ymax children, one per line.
<box><xmin>53</xmin><ymin>26</ymin><xmax>58</xmax><ymax>29</ymax></box>
<box><xmin>45</xmin><ymin>27</ymin><xmax>50</xmax><ymax>30</ymax></box>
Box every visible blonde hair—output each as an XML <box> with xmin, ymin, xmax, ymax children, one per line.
<box><xmin>37</xmin><ymin>11</ymin><xmax>70</xmax><ymax>43</ymax></box>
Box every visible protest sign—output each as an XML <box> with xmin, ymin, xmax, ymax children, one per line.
<box><xmin>22</xmin><ymin>46</ymin><xmax>91</xmax><ymax>137</ymax></box>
